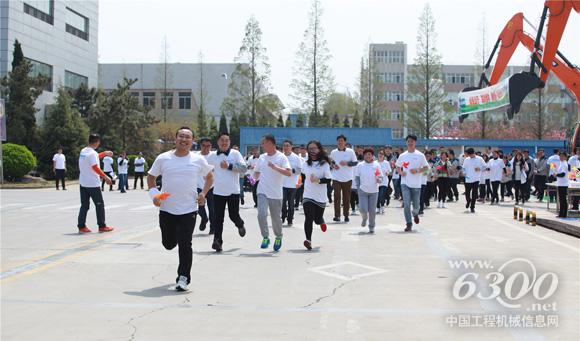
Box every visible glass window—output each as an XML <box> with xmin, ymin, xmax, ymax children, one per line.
<box><xmin>392</xmin><ymin>128</ymin><xmax>404</xmax><ymax>139</ymax></box>
<box><xmin>23</xmin><ymin>0</ymin><xmax>54</xmax><ymax>25</ymax></box>
<box><xmin>161</xmin><ymin>92</ymin><xmax>173</xmax><ymax>109</ymax></box>
<box><xmin>143</xmin><ymin>92</ymin><xmax>156</xmax><ymax>108</ymax></box>
<box><xmin>65</xmin><ymin>8</ymin><xmax>89</xmax><ymax>41</ymax></box>
<box><xmin>178</xmin><ymin>92</ymin><xmax>192</xmax><ymax>109</ymax></box>
<box><xmin>64</xmin><ymin>70</ymin><xmax>87</xmax><ymax>89</ymax></box>
<box><xmin>25</xmin><ymin>58</ymin><xmax>52</xmax><ymax>92</ymax></box>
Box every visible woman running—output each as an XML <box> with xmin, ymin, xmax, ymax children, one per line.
<box><xmin>376</xmin><ymin>150</ymin><xmax>392</xmax><ymax>214</ymax></box>
<box><xmin>355</xmin><ymin>148</ymin><xmax>381</xmax><ymax>233</ymax></box>
<box><xmin>434</xmin><ymin>151</ymin><xmax>451</xmax><ymax>208</ymax></box>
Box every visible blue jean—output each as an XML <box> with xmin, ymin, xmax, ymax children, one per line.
<box><xmin>393</xmin><ymin>178</ymin><xmax>402</xmax><ymax>198</ymax></box>
<box><xmin>118</xmin><ymin>173</ymin><xmax>128</xmax><ymax>192</ymax></box>
<box><xmin>239</xmin><ymin>177</ymin><xmax>245</xmax><ymax>199</ymax></box>
<box><xmin>401</xmin><ymin>184</ymin><xmax>421</xmax><ymax>225</ymax></box>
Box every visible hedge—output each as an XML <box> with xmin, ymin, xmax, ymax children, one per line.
<box><xmin>2</xmin><ymin>143</ymin><xmax>37</xmax><ymax>181</ymax></box>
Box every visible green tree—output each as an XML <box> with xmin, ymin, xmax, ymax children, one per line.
<box><xmin>208</xmin><ymin>116</ymin><xmax>219</xmax><ymax>142</ymax></box>
<box><xmin>276</xmin><ymin>114</ymin><xmax>285</xmax><ymax>127</ymax></box>
<box><xmin>296</xmin><ymin>114</ymin><xmax>306</xmax><ymax>127</ymax></box>
<box><xmin>229</xmin><ymin>113</ymin><xmax>240</xmax><ymax>145</ymax></box>
<box><xmin>197</xmin><ymin>51</ymin><xmax>209</xmax><ymax>138</ymax></box>
<box><xmin>343</xmin><ymin>117</ymin><xmax>350</xmax><ymax>128</ymax></box>
<box><xmin>1</xmin><ymin>40</ymin><xmax>47</xmax><ymax>150</ymax></box>
<box><xmin>331</xmin><ymin>113</ymin><xmax>340</xmax><ymax>127</ymax></box>
<box><xmin>285</xmin><ymin>116</ymin><xmax>293</xmax><ymax>128</ymax></box>
<box><xmin>38</xmin><ymin>87</ymin><xmax>89</xmax><ymax>178</ymax></box>
<box><xmin>352</xmin><ymin>110</ymin><xmax>361</xmax><ymax>128</ymax></box>
<box><xmin>320</xmin><ymin>110</ymin><xmax>331</xmax><ymax>127</ymax></box>
<box><xmin>308</xmin><ymin>110</ymin><xmax>319</xmax><ymax>127</ymax></box>
<box><xmin>405</xmin><ymin>4</ymin><xmax>447</xmax><ymax>138</ymax></box>
<box><xmin>219</xmin><ymin>112</ymin><xmax>228</xmax><ymax>134</ymax></box>
<box><xmin>239</xmin><ymin>112</ymin><xmax>249</xmax><ymax>127</ymax></box>
<box><xmin>290</xmin><ymin>0</ymin><xmax>335</xmax><ymax>118</ymax></box>
<box><xmin>69</xmin><ymin>82</ymin><xmax>99</xmax><ymax>118</ymax></box>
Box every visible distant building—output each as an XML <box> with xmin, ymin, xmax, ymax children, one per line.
<box><xmin>1</xmin><ymin>0</ymin><xmax>99</xmax><ymax>120</ymax></box>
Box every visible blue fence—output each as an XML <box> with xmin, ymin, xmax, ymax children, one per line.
<box><xmin>239</xmin><ymin>127</ymin><xmax>567</xmax><ymax>156</ymax></box>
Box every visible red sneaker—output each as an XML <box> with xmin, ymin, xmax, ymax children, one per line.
<box><xmin>78</xmin><ymin>227</ymin><xmax>92</xmax><ymax>234</ymax></box>
<box><xmin>98</xmin><ymin>226</ymin><xmax>115</xmax><ymax>233</ymax></box>
<box><xmin>320</xmin><ymin>223</ymin><xmax>327</xmax><ymax>232</ymax></box>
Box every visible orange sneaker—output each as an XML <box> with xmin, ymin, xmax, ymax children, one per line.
<box><xmin>320</xmin><ymin>223</ymin><xmax>327</xmax><ymax>232</ymax></box>
<box><xmin>98</xmin><ymin>226</ymin><xmax>114</xmax><ymax>233</ymax></box>
<box><xmin>78</xmin><ymin>227</ymin><xmax>92</xmax><ymax>234</ymax></box>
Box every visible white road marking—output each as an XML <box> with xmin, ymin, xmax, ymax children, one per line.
<box><xmin>22</xmin><ymin>204</ymin><xmax>58</xmax><ymax>210</ymax></box>
<box><xmin>129</xmin><ymin>205</ymin><xmax>156</xmax><ymax>211</ymax></box>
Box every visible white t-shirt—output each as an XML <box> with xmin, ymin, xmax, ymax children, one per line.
<box><xmin>247</xmin><ymin>155</ymin><xmax>260</xmax><ymax>178</ymax></box>
<box><xmin>395</xmin><ymin>150</ymin><xmax>429</xmax><ymax>189</ymax></box>
<box><xmin>547</xmin><ymin>154</ymin><xmax>560</xmax><ymax>176</ymax></box>
<box><xmin>488</xmin><ymin>158</ymin><xmax>505</xmax><ymax>182</ymax></box>
<box><xmin>256</xmin><ymin>151</ymin><xmax>291</xmax><ymax>200</ymax></box>
<box><xmin>148</xmin><ymin>151</ymin><xmax>213</xmax><ymax>215</ymax></box>
<box><xmin>197</xmin><ymin>152</ymin><xmax>214</xmax><ymax>190</ymax></box>
<box><xmin>78</xmin><ymin>147</ymin><xmax>101</xmax><ymax>188</ymax></box>
<box><xmin>355</xmin><ymin>161</ymin><xmax>381</xmax><ymax>194</ymax></box>
<box><xmin>102</xmin><ymin>156</ymin><xmax>114</xmax><ymax>172</ymax></box>
<box><xmin>378</xmin><ymin>160</ymin><xmax>392</xmax><ymax>186</ymax></box>
<box><xmin>206</xmin><ymin>149</ymin><xmax>246</xmax><ymax>196</ymax></box>
<box><xmin>555</xmin><ymin>161</ymin><xmax>569</xmax><ymax>187</ymax></box>
<box><xmin>52</xmin><ymin>153</ymin><xmax>66</xmax><ymax>170</ymax></box>
<box><xmin>462</xmin><ymin>156</ymin><xmax>487</xmax><ymax>183</ymax></box>
<box><xmin>117</xmin><ymin>157</ymin><xmax>129</xmax><ymax>174</ymax></box>
<box><xmin>134</xmin><ymin>157</ymin><xmax>146</xmax><ymax>172</ymax></box>
<box><xmin>330</xmin><ymin>148</ymin><xmax>358</xmax><ymax>182</ymax></box>
<box><xmin>568</xmin><ymin>155</ymin><xmax>580</xmax><ymax>169</ymax></box>
<box><xmin>303</xmin><ymin>160</ymin><xmax>332</xmax><ymax>203</ymax></box>
<box><xmin>283</xmin><ymin>152</ymin><xmax>302</xmax><ymax>188</ymax></box>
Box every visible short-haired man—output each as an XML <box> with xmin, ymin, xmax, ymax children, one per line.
<box><xmin>147</xmin><ymin>127</ymin><xmax>214</xmax><ymax>291</ymax></box>
<box><xmin>197</xmin><ymin>137</ymin><xmax>215</xmax><ymax>233</ymax></box>
<box><xmin>77</xmin><ymin>134</ymin><xmax>115</xmax><ymax>234</ymax></box>
<box><xmin>53</xmin><ymin>147</ymin><xmax>66</xmax><ymax>190</ymax></box>
<box><xmin>133</xmin><ymin>152</ymin><xmax>146</xmax><ymax>190</ymax></box>
<box><xmin>254</xmin><ymin>134</ymin><xmax>292</xmax><ymax>251</ymax></box>
<box><xmin>330</xmin><ymin>135</ymin><xmax>358</xmax><ymax>222</ymax></box>
<box><xmin>462</xmin><ymin>148</ymin><xmax>487</xmax><ymax>213</ymax></box>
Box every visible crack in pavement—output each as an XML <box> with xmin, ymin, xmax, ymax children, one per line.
<box><xmin>301</xmin><ymin>281</ymin><xmax>350</xmax><ymax>309</ymax></box>
<box><xmin>126</xmin><ymin>295</ymin><xmax>190</xmax><ymax>341</ymax></box>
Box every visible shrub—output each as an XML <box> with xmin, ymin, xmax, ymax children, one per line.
<box><xmin>2</xmin><ymin>143</ymin><xmax>37</xmax><ymax>180</ymax></box>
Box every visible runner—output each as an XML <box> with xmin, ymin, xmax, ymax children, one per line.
<box><xmin>396</xmin><ymin>135</ymin><xmax>428</xmax><ymax>232</ymax></box>
<box><xmin>512</xmin><ymin>151</ymin><xmax>529</xmax><ymax>205</ymax></box>
<box><xmin>376</xmin><ymin>150</ymin><xmax>392</xmax><ymax>213</ymax></box>
<box><xmin>355</xmin><ymin>148</ymin><xmax>381</xmax><ymax>233</ymax></box>
<box><xmin>488</xmin><ymin>150</ymin><xmax>504</xmax><ymax>205</ymax></box>
<box><xmin>301</xmin><ymin>140</ymin><xmax>331</xmax><ymax>250</ymax></box>
<box><xmin>447</xmin><ymin>149</ymin><xmax>461</xmax><ymax>202</ymax></box>
<box><xmin>206</xmin><ymin>132</ymin><xmax>248</xmax><ymax>252</ymax></box>
<box><xmin>77</xmin><ymin>134</ymin><xmax>115</xmax><ymax>234</ymax></box>
<box><xmin>254</xmin><ymin>134</ymin><xmax>291</xmax><ymax>251</ymax></box>
<box><xmin>330</xmin><ymin>135</ymin><xmax>358</xmax><ymax>222</ymax></box>
<box><xmin>147</xmin><ymin>126</ymin><xmax>214</xmax><ymax>291</ymax></box>
<box><xmin>281</xmin><ymin>140</ymin><xmax>302</xmax><ymax>227</ymax></box>
<box><xmin>434</xmin><ymin>151</ymin><xmax>451</xmax><ymax>208</ymax></box>
<box><xmin>461</xmin><ymin>148</ymin><xmax>486</xmax><ymax>213</ymax></box>
<box><xmin>197</xmin><ymin>137</ymin><xmax>215</xmax><ymax>234</ymax></box>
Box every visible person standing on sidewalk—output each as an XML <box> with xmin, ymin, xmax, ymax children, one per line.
<box><xmin>462</xmin><ymin>148</ymin><xmax>486</xmax><ymax>213</ymax></box>
<box><xmin>254</xmin><ymin>134</ymin><xmax>291</xmax><ymax>252</ymax></box>
<box><xmin>301</xmin><ymin>140</ymin><xmax>331</xmax><ymax>250</ymax></box>
<box><xmin>396</xmin><ymin>135</ymin><xmax>428</xmax><ymax>232</ymax></box>
<box><xmin>133</xmin><ymin>152</ymin><xmax>146</xmax><ymax>190</ymax></box>
<box><xmin>281</xmin><ymin>140</ymin><xmax>302</xmax><ymax>227</ymax></box>
<box><xmin>77</xmin><ymin>134</ymin><xmax>115</xmax><ymax>234</ymax></box>
<box><xmin>52</xmin><ymin>147</ymin><xmax>66</xmax><ymax>190</ymax></box>
<box><xmin>330</xmin><ymin>135</ymin><xmax>358</xmax><ymax>223</ymax></box>
<box><xmin>206</xmin><ymin>132</ymin><xmax>248</xmax><ymax>252</ymax></box>
<box><xmin>488</xmin><ymin>150</ymin><xmax>504</xmax><ymax>205</ymax></box>
<box><xmin>555</xmin><ymin>152</ymin><xmax>570</xmax><ymax>218</ymax></box>
<box><xmin>147</xmin><ymin>126</ymin><xmax>214</xmax><ymax>291</ymax></box>
<box><xmin>117</xmin><ymin>151</ymin><xmax>129</xmax><ymax>193</ymax></box>
<box><xmin>534</xmin><ymin>149</ymin><xmax>548</xmax><ymax>202</ymax></box>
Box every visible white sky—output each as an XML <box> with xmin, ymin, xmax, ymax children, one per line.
<box><xmin>98</xmin><ymin>0</ymin><xmax>580</xmax><ymax>107</ymax></box>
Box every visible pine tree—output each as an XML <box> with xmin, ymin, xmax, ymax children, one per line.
<box><xmin>239</xmin><ymin>112</ymin><xmax>249</xmax><ymax>127</ymax></box>
<box><xmin>196</xmin><ymin>51</ymin><xmax>209</xmax><ymax>138</ymax></box>
<box><xmin>276</xmin><ymin>114</ymin><xmax>284</xmax><ymax>127</ymax></box>
<box><xmin>296</xmin><ymin>114</ymin><xmax>306</xmax><ymax>127</ymax></box>
<box><xmin>308</xmin><ymin>111</ymin><xmax>319</xmax><ymax>127</ymax></box>
<box><xmin>352</xmin><ymin>110</ymin><xmax>361</xmax><ymax>128</ymax></box>
<box><xmin>11</xmin><ymin>39</ymin><xmax>24</xmax><ymax>69</ymax></box>
<box><xmin>38</xmin><ymin>87</ymin><xmax>89</xmax><ymax>178</ymax></box>
<box><xmin>285</xmin><ymin>116</ymin><xmax>293</xmax><ymax>128</ymax></box>
<box><xmin>343</xmin><ymin>117</ymin><xmax>350</xmax><ymax>128</ymax></box>
<box><xmin>219</xmin><ymin>112</ymin><xmax>228</xmax><ymax>134</ymax></box>
<box><xmin>229</xmin><ymin>113</ymin><xmax>240</xmax><ymax>145</ymax></box>
<box><xmin>69</xmin><ymin>82</ymin><xmax>98</xmax><ymax>118</ymax></box>
<box><xmin>320</xmin><ymin>110</ymin><xmax>331</xmax><ymax>127</ymax></box>
<box><xmin>332</xmin><ymin>113</ymin><xmax>340</xmax><ymax>127</ymax></box>
<box><xmin>209</xmin><ymin>116</ymin><xmax>219</xmax><ymax>142</ymax></box>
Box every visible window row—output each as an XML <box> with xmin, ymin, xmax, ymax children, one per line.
<box><xmin>376</xmin><ymin>72</ymin><xmax>404</xmax><ymax>84</ymax></box>
<box><xmin>23</xmin><ymin>1</ymin><xmax>89</xmax><ymax>41</ymax></box>
<box><xmin>373</xmin><ymin>50</ymin><xmax>405</xmax><ymax>64</ymax></box>
<box><xmin>443</xmin><ymin>73</ymin><xmax>474</xmax><ymax>85</ymax></box>
<box><xmin>25</xmin><ymin>57</ymin><xmax>88</xmax><ymax>92</ymax></box>
<box><xmin>135</xmin><ymin>91</ymin><xmax>192</xmax><ymax>110</ymax></box>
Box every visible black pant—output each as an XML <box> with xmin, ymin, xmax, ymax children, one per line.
<box><xmin>436</xmin><ymin>178</ymin><xmax>449</xmax><ymax>202</ymax></box>
<box><xmin>558</xmin><ymin>186</ymin><xmax>568</xmax><ymax>218</ymax></box>
<box><xmin>350</xmin><ymin>189</ymin><xmax>358</xmax><ymax>211</ymax></box>
<box><xmin>252</xmin><ymin>181</ymin><xmax>259</xmax><ymax>207</ymax></box>
<box><xmin>196</xmin><ymin>188</ymin><xmax>213</xmax><ymax>231</ymax></box>
<box><xmin>213</xmin><ymin>194</ymin><xmax>244</xmax><ymax>243</ymax></box>
<box><xmin>479</xmin><ymin>183</ymin><xmax>486</xmax><ymax>199</ymax></box>
<box><xmin>513</xmin><ymin>180</ymin><xmax>522</xmax><ymax>202</ymax></box>
<box><xmin>303</xmin><ymin>201</ymin><xmax>325</xmax><ymax>241</ymax></box>
<box><xmin>159</xmin><ymin>210</ymin><xmax>197</xmax><ymax>283</ymax></box>
<box><xmin>133</xmin><ymin>172</ymin><xmax>144</xmax><ymax>189</ymax></box>
<box><xmin>419</xmin><ymin>184</ymin><xmax>427</xmax><ymax>212</ymax></box>
<box><xmin>485</xmin><ymin>179</ymin><xmax>491</xmax><ymax>199</ymax></box>
<box><xmin>377</xmin><ymin>185</ymin><xmax>388</xmax><ymax>208</ymax></box>
<box><xmin>448</xmin><ymin>178</ymin><xmax>459</xmax><ymax>200</ymax></box>
<box><xmin>295</xmin><ymin>174</ymin><xmax>305</xmax><ymax>208</ymax></box>
<box><xmin>465</xmin><ymin>182</ymin><xmax>479</xmax><ymax>209</ymax></box>
<box><xmin>77</xmin><ymin>186</ymin><xmax>106</xmax><ymax>228</ymax></box>
<box><xmin>101</xmin><ymin>171</ymin><xmax>113</xmax><ymax>191</ymax></box>
<box><xmin>535</xmin><ymin>175</ymin><xmax>547</xmax><ymax>201</ymax></box>
<box><xmin>55</xmin><ymin>169</ymin><xmax>66</xmax><ymax>189</ymax></box>
<box><xmin>426</xmin><ymin>182</ymin><xmax>436</xmax><ymax>205</ymax></box>
<box><xmin>282</xmin><ymin>187</ymin><xmax>297</xmax><ymax>223</ymax></box>
<box><xmin>491</xmin><ymin>181</ymin><xmax>500</xmax><ymax>203</ymax></box>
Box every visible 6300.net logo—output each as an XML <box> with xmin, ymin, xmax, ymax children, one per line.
<box><xmin>449</xmin><ymin>258</ymin><xmax>558</xmax><ymax>310</ymax></box>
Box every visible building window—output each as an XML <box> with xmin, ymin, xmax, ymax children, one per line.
<box><xmin>392</xmin><ymin>128</ymin><xmax>404</xmax><ymax>139</ymax></box>
<box><xmin>65</xmin><ymin>8</ymin><xmax>89</xmax><ymax>41</ymax></box>
<box><xmin>143</xmin><ymin>92</ymin><xmax>156</xmax><ymax>108</ymax></box>
<box><xmin>25</xmin><ymin>58</ymin><xmax>52</xmax><ymax>92</ymax></box>
<box><xmin>381</xmin><ymin>72</ymin><xmax>404</xmax><ymax>84</ymax></box>
<box><xmin>64</xmin><ymin>70</ymin><xmax>87</xmax><ymax>90</ymax></box>
<box><xmin>444</xmin><ymin>73</ymin><xmax>474</xmax><ymax>85</ymax></box>
<box><xmin>161</xmin><ymin>92</ymin><xmax>173</xmax><ymax>109</ymax></box>
<box><xmin>390</xmin><ymin>111</ymin><xmax>402</xmax><ymax>120</ymax></box>
<box><xmin>178</xmin><ymin>92</ymin><xmax>192</xmax><ymax>109</ymax></box>
<box><xmin>384</xmin><ymin>91</ymin><xmax>403</xmax><ymax>102</ymax></box>
<box><xmin>23</xmin><ymin>1</ymin><xmax>54</xmax><ymax>25</ymax></box>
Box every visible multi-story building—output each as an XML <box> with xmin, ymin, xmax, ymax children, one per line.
<box><xmin>1</xmin><ymin>0</ymin><xmax>99</xmax><ymax>120</ymax></box>
<box><xmin>368</xmin><ymin>42</ymin><xmax>576</xmax><ymax>138</ymax></box>
<box><xmin>98</xmin><ymin>63</ymin><xmax>282</xmax><ymax>126</ymax></box>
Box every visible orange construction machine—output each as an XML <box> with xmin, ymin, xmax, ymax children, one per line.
<box><xmin>458</xmin><ymin>1</ymin><xmax>580</xmax><ymax>149</ymax></box>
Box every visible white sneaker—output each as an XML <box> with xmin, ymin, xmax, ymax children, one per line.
<box><xmin>376</xmin><ymin>208</ymin><xmax>381</xmax><ymax>214</ymax></box>
<box><xmin>437</xmin><ymin>202</ymin><xmax>441</xmax><ymax>208</ymax></box>
<box><xmin>175</xmin><ymin>275</ymin><xmax>189</xmax><ymax>291</ymax></box>
<box><xmin>442</xmin><ymin>202</ymin><xmax>446</xmax><ymax>208</ymax></box>
<box><xmin>380</xmin><ymin>207</ymin><xmax>385</xmax><ymax>214</ymax></box>
<box><xmin>361</xmin><ymin>218</ymin><xmax>367</xmax><ymax>227</ymax></box>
